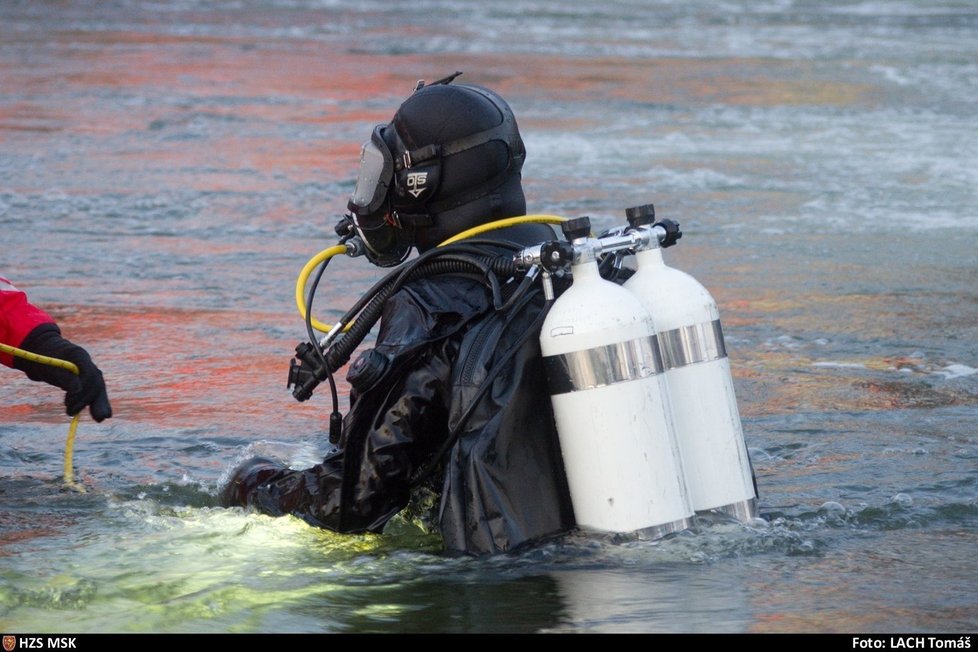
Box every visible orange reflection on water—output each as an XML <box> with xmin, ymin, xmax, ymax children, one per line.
<box><xmin>711</xmin><ymin>280</ymin><xmax>970</xmax><ymax>417</ymax></box>
<box><xmin>10</xmin><ymin>304</ymin><xmax>336</xmax><ymax>437</ymax></box>
<box><xmin>483</xmin><ymin>55</ymin><xmax>880</xmax><ymax>108</ymax></box>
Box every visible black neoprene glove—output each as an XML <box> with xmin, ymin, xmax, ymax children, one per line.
<box><xmin>13</xmin><ymin>323</ymin><xmax>113</xmax><ymax>422</ymax></box>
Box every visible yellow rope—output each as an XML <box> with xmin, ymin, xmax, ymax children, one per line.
<box><xmin>63</xmin><ymin>414</ymin><xmax>85</xmax><ymax>492</ymax></box>
<box><xmin>0</xmin><ymin>341</ymin><xmax>87</xmax><ymax>492</ymax></box>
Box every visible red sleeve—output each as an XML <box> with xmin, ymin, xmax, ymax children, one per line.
<box><xmin>0</xmin><ymin>276</ymin><xmax>57</xmax><ymax>368</ymax></box>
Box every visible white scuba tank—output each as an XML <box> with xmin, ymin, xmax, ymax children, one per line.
<box><xmin>622</xmin><ymin>206</ymin><xmax>757</xmax><ymax>520</ymax></box>
<box><xmin>539</xmin><ymin>218</ymin><xmax>693</xmax><ymax>537</ymax></box>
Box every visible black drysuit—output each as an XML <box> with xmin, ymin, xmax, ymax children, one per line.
<box><xmin>247</xmin><ymin>233</ymin><xmax>576</xmax><ymax>555</ymax></box>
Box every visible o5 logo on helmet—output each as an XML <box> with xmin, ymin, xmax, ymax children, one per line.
<box><xmin>405</xmin><ymin>171</ymin><xmax>428</xmax><ymax>198</ymax></box>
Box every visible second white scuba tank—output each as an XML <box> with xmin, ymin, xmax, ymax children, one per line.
<box><xmin>622</xmin><ymin>205</ymin><xmax>757</xmax><ymax>520</ymax></box>
<box><xmin>539</xmin><ymin>218</ymin><xmax>693</xmax><ymax>537</ymax></box>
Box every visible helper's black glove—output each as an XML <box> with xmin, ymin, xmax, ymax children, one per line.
<box><xmin>14</xmin><ymin>323</ymin><xmax>113</xmax><ymax>422</ymax></box>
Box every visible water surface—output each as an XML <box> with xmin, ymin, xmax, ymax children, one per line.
<box><xmin>2</xmin><ymin>0</ymin><xmax>976</xmax><ymax>633</ymax></box>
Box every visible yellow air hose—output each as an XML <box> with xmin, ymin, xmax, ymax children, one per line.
<box><xmin>436</xmin><ymin>213</ymin><xmax>566</xmax><ymax>246</ymax></box>
<box><xmin>294</xmin><ymin>214</ymin><xmax>568</xmax><ymax>333</ymax></box>
<box><xmin>0</xmin><ymin>342</ymin><xmax>87</xmax><ymax>492</ymax></box>
<box><xmin>294</xmin><ymin>244</ymin><xmax>348</xmax><ymax>335</ymax></box>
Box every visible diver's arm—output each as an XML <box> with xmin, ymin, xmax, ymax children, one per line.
<box><xmin>299</xmin><ymin>344</ymin><xmax>454</xmax><ymax>532</ymax></box>
<box><xmin>233</xmin><ymin>285</ymin><xmax>464</xmax><ymax>533</ymax></box>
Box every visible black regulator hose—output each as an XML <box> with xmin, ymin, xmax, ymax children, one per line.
<box><xmin>290</xmin><ymin>246</ymin><xmax>524</xmax><ymax>403</ymax></box>
<box><xmin>335</xmin><ymin>242</ymin><xmax>519</xmax><ymax>328</ymax></box>
<box><xmin>328</xmin><ymin>253</ymin><xmax>516</xmax><ymax>369</ymax></box>
<box><xmin>303</xmin><ymin>247</ymin><xmax>344</xmax><ymax>442</ymax></box>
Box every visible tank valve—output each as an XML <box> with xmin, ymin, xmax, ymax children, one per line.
<box><xmin>625</xmin><ymin>204</ymin><xmax>682</xmax><ymax>249</ymax></box>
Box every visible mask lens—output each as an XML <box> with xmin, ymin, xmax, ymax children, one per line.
<box><xmin>349</xmin><ymin>126</ymin><xmax>394</xmax><ymax>215</ymax></box>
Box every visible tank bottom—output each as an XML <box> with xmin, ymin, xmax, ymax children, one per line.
<box><xmin>698</xmin><ymin>497</ymin><xmax>758</xmax><ymax>522</ymax></box>
<box><xmin>633</xmin><ymin>515</ymin><xmax>695</xmax><ymax>541</ymax></box>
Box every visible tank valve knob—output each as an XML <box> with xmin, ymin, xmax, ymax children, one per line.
<box><xmin>655</xmin><ymin>218</ymin><xmax>682</xmax><ymax>248</ymax></box>
<box><xmin>561</xmin><ymin>216</ymin><xmax>591</xmax><ymax>242</ymax></box>
<box><xmin>540</xmin><ymin>241</ymin><xmax>575</xmax><ymax>272</ymax></box>
<box><xmin>625</xmin><ymin>203</ymin><xmax>656</xmax><ymax>227</ymax></box>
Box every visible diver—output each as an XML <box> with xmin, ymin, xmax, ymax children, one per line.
<box><xmin>221</xmin><ymin>74</ymin><xmax>576</xmax><ymax>555</ymax></box>
<box><xmin>0</xmin><ymin>276</ymin><xmax>112</xmax><ymax>422</ymax></box>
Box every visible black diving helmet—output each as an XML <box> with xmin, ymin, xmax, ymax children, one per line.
<box><xmin>345</xmin><ymin>74</ymin><xmax>527</xmax><ymax>265</ymax></box>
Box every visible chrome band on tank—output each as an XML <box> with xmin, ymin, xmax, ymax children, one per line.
<box><xmin>543</xmin><ymin>336</ymin><xmax>664</xmax><ymax>395</ymax></box>
<box><xmin>657</xmin><ymin>319</ymin><xmax>727</xmax><ymax>371</ymax></box>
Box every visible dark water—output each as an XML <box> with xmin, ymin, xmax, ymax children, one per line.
<box><xmin>1</xmin><ymin>0</ymin><xmax>976</xmax><ymax>633</ymax></box>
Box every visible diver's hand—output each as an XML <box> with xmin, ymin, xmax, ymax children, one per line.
<box><xmin>14</xmin><ymin>324</ymin><xmax>113</xmax><ymax>422</ymax></box>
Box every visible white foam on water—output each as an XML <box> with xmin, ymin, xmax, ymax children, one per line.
<box><xmin>935</xmin><ymin>364</ymin><xmax>978</xmax><ymax>379</ymax></box>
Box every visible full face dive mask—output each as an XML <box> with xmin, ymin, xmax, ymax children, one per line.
<box><xmin>346</xmin><ymin>121</ymin><xmax>445</xmax><ymax>267</ymax></box>
<box><xmin>345</xmin><ymin>125</ymin><xmax>412</xmax><ymax>267</ymax></box>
